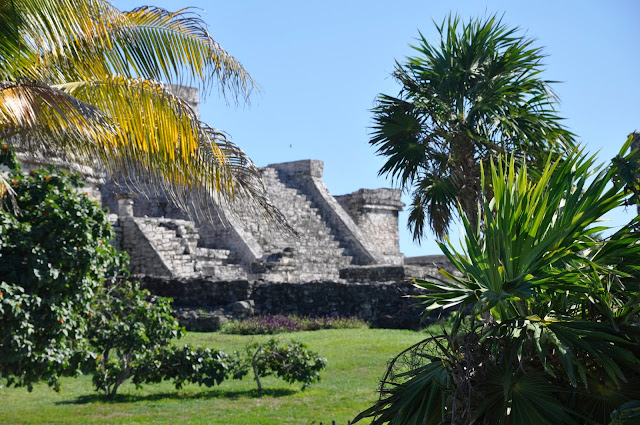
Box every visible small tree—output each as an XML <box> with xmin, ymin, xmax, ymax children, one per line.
<box><xmin>0</xmin><ymin>146</ymin><xmax>125</xmax><ymax>390</ymax></box>
<box><xmin>87</xmin><ymin>280</ymin><xmax>188</xmax><ymax>397</ymax></box>
<box><xmin>238</xmin><ymin>338</ymin><xmax>327</xmax><ymax>396</ymax></box>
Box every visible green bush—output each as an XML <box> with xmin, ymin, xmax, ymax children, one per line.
<box><xmin>356</xmin><ymin>140</ymin><xmax>640</xmax><ymax>424</ymax></box>
<box><xmin>87</xmin><ymin>280</ymin><xmax>186</xmax><ymax>397</ymax></box>
<box><xmin>0</xmin><ymin>146</ymin><xmax>126</xmax><ymax>390</ymax></box>
<box><xmin>87</xmin><ymin>280</ymin><xmax>327</xmax><ymax>398</ymax></box>
<box><xmin>234</xmin><ymin>338</ymin><xmax>327</xmax><ymax>396</ymax></box>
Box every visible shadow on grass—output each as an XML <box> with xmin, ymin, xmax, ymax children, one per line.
<box><xmin>57</xmin><ymin>387</ymin><xmax>296</xmax><ymax>405</ymax></box>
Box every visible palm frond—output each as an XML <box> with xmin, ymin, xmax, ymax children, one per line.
<box><xmin>353</xmin><ymin>337</ymin><xmax>451</xmax><ymax>425</ymax></box>
<box><xmin>0</xmin><ymin>0</ymin><xmax>280</xmax><ymax>224</ymax></box>
<box><xmin>0</xmin><ymin>80</ymin><xmax>115</xmax><ymax>143</ymax></box>
<box><xmin>6</xmin><ymin>1</ymin><xmax>256</xmax><ymax>100</ymax></box>
<box><xmin>120</xmin><ymin>6</ymin><xmax>255</xmax><ymax>100</ymax></box>
<box><xmin>50</xmin><ymin>76</ymin><xmax>284</xmax><ymax>224</ymax></box>
<box><xmin>370</xmin><ymin>13</ymin><xmax>575</xmax><ymax>241</ymax></box>
<box><xmin>0</xmin><ymin>0</ymin><xmax>125</xmax><ymax>81</ymax></box>
<box><xmin>474</xmin><ymin>367</ymin><xmax>578</xmax><ymax>425</ymax></box>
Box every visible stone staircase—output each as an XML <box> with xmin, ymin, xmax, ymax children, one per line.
<box><xmin>132</xmin><ymin>218</ymin><xmax>246</xmax><ymax>279</ymax></box>
<box><xmin>121</xmin><ymin>160</ymin><xmax>402</xmax><ymax>282</ymax></box>
<box><xmin>194</xmin><ymin>247</ymin><xmax>247</xmax><ymax>280</ymax></box>
<box><xmin>236</xmin><ymin>166</ymin><xmax>353</xmax><ymax>281</ymax></box>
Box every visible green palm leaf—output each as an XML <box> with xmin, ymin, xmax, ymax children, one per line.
<box><xmin>371</xmin><ymin>13</ymin><xmax>575</xmax><ymax>240</ymax></box>
<box><xmin>359</xmin><ymin>138</ymin><xmax>640</xmax><ymax>424</ymax></box>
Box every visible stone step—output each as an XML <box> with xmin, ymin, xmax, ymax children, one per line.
<box><xmin>199</xmin><ymin>264</ymin><xmax>247</xmax><ymax>279</ymax></box>
<box><xmin>195</xmin><ymin>247</ymin><xmax>237</xmax><ymax>261</ymax></box>
<box><xmin>134</xmin><ymin>217</ymin><xmax>202</xmax><ymax>278</ymax></box>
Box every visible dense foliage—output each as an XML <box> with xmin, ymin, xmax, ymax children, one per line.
<box><xmin>0</xmin><ymin>147</ymin><xmax>125</xmax><ymax>390</ymax></box>
<box><xmin>356</xmin><ymin>138</ymin><xmax>640</xmax><ymax>424</ymax></box>
<box><xmin>370</xmin><ymin>14</ymin><xmax>573</xmax><ymax>241</ymax></box>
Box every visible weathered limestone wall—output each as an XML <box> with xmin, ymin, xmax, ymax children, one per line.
<box><xmin>95</xmin><ymin>85</ymin><xmax>410</xmax><ymax>281</ymax></box>
<box><xmin>268</xmin><ymin>160</ymin><xmax>383</xmax><ymax>265</ymax></box>
<box><xmin>107</xmin><ymin>214</ymin><xmax>122</xmax><ymax>250</ymax></box>
<box><xmin>120</xmin><ymin>217</ymin><xmax>174</xmax><ymax>277</ymax></box>
<box><xmin>101</xmin><ymin>158</ymin><xmax>407</xmax><ymax>281</ymax></box>
<box><xmin>138</xmin><ymin>260</ymin><xmax>456</xmax><ymax>329</ymax></box>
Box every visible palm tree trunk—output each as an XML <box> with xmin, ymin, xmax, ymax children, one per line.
<box><xmin>450</xmin><ymin>133</ymin><xmax>480</xmax><ymax>233</ymax></box>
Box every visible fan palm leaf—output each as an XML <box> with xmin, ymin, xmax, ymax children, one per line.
<box><xmin>371</xmin><ymin>14</ymin><xmax>575</xmax><ymax>240</ymax></box>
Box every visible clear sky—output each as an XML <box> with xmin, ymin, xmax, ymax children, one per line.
<box><xmin>114</xmin><ymin>0</ymin><xmax>639</xmax><ymax>257</ymax></box>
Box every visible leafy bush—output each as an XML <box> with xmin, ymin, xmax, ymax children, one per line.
<box><xmin>88</xmin><ymin>280</ymin><xmax>185</xmax><ymax>397</ymax></box>
<box><xmin>356</xmin><ymin>140</ymin><xmax>640</xmax><ymax>425</ymax></box>
<box><xmin>0</xmin><ymin>147</ymin><xmax>126</xmax><ymax>390</ymax></box>
<box><xmin>221</xmin><ymin>315</ymin><xmax>368</xmax><ymax>335</ymax></box>
<box><xmin>234</xmin><ymin>338</ymin><xmax>327</xmax><ymax>396</ymax></box>
<box><xmin>87</xmin><ymin>281</ymin><xmax>326</xmax><ymax>397</ymax></box>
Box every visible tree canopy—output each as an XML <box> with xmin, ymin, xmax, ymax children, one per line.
<box><xmin>370</xmin><ymin>14</ymin><xmax>574</xmax><ymax>240</ymax></box>
<box><xmin>0</xmin><ymin>147</ymin><xmax>125</xmax><ymax>389</ymax></box>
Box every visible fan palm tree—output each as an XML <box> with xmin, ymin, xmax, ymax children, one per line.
<box><xmin>370</xmin><ymin>14</ymin><xmax>574</xmax><ymax>241</ymax></box>
<box><xmin>0</xmin><ymin>0</ymin><xmax>281</xmax><ymax>220</ymax></box>
<box><xmin>354</xmin><ymin>136</ymin><xmax>640</xmax><ymax>424</ymax></box>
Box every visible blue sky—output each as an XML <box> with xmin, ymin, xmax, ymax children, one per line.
<box><xmin>115</xmin><ymin>0</ymin><xmax>639</xmax><ymax>257</ymax></box>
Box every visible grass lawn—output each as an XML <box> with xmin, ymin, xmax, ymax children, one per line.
<box><xmin>0</xmin><ymin>328</ymin><xmax>429</xmax><ymax>424</ymax></box>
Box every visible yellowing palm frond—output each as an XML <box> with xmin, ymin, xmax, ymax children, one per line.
<box><xmin>51</xmin><ymin>76</ymin><xmax>280</xmax><ymax>221</ymax></box>
<box><xmin>0</xmin><ymin>0</ymin><xmax>279</xmax><ymax>224</ymax></box>
<box><xmin>0</xmin><ymin>0</ymin><xmax>125</xmax><ymax>81</ymax></box>
<box><xmin>0</xmin><ymin>81</ymin><xmax>115</xmax><ymax>143</ymax></box>
<box><xmin>10</xmin><ymin>1</ymin><xmax>255</xmax><ymax>99</ymax></box>
<box><xmin>121</xmin><ymin>6</ymin><xmax>256</xmax><ymax>99</ymax></box>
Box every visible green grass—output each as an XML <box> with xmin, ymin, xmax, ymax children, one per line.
<box><xmin>0</xmin><ymin>328</ymin><xmax>428</xmax><ymax>424</ymax></box>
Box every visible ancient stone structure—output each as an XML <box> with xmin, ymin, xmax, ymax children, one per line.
<box><xmin>19</xmin><ymin>85</ymin><xmax>456</xmax><ymax>328</ymax></box>
<box><xmin>99</xmin><ymin>86</ymin><xmax>411</xmax><ymax>283</ymax></box>
<box><xmin>103</xmin><ymin>158</ymin><xmax>408</xmax><ymax>282</ymax></box>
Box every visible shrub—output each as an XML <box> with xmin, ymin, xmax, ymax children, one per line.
<box><xmin>234</xmin><ymin>338</ymin><xmax>327</xmax><ymax>396</ymax></box>
<box><xmin>87</xmin><ymin>280</ymin><xmax>186</xmax><ymax>397</ymax></box>
<box><xmin>0</xmin><ymin>147</ymin><xmax>126</xmax><ymax>391</ymax></box>
<box><xmin>355</xmin><ymin>141</ymin><xmax>640</xmax><ymax>424</ymax></box>
<box><xmin>87</xmin><ymin>282</ymin><xmax>327</xmax><ymax>397</ymax></box>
